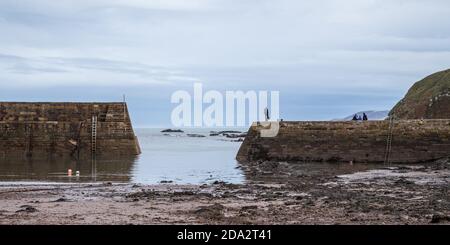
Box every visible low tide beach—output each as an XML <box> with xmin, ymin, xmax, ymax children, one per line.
<box><xmin>1</xmin><ymin>159</ymin><xmax>448</xmax><ymax>225</ymax></box>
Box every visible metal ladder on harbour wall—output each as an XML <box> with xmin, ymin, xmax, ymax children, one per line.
<box><xmin>383</xmin><ymin>116</ymin><xmax>395</xmax><ymax>165</ymax></box>
<box><xmin>91</xmin><ymin>115</ymin><xmax>98</xmax><ymax>156</ymax></box>
<box><xmin>25</xmin><ymin>124</ymin><xmax>33</xmax><ymax>157</ymax></box>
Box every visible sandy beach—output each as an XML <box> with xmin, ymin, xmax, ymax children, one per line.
<box><xmin>1</xmin><ymin>160</ymin><xmax>448</xmax><ymax>225</ymax></box>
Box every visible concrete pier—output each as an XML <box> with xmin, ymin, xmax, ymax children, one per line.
<box><xmin>0</xmin><ymin>102</ymin><xmax>141</xmax><ymax>157</ymax></box>
<box><xmin>237</xmin><ymin>120</ymin><xmax>450</xmax><ymax>164</ymax></box>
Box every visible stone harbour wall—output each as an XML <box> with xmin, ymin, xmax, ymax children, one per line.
<box><xmin>237</xmin><ymin>120</ymin><xmax>450</xmax><ymax>164</ymax></box>
<box><xmin>0</xmin><ymin>102</ymin><xmax>141</xmax><ymax>157</ymax></box>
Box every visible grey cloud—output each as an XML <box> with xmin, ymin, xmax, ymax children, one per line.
<box><xmin>0</xmin><ymin>0</ymin><xmax>450</xmax><ymax>123</ymax></box>
<box><xmin>0</xmin><ymin>53</ymin><xmax>199</xmax><ymax>86</ymax></box>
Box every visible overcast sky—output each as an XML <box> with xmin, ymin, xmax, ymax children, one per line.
<box><xmin>1</xmin><ymin>0</ymin><xmax>450</xmax><ymax>126</ymax></box>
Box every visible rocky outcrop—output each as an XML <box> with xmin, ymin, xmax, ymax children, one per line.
<box><xmin>390</xmin><ymin>69</ymin><xmax>450</xmax><ymax>119</ymax></box>
<box><xmin>187</xmin><ymin>134</ymin><xmax>206</xmax><ymax>138</ymax></box>
<box><xmin>161</xmin><ymin>129</ymin><xmax>184</xmax><ymax>133</ymax></box>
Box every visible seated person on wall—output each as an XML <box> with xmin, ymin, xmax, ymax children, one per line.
<box><xmin>363</xmin><ymin>113</ymin><xmax>368</xmax><ymax>121</ymax></box>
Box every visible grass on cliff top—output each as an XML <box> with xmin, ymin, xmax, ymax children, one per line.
<box><xmin>389</xmin><ymin>68</ymin><xmax>450</xmax><ymax>118</ymax></box>
<box><xmin>403</xmin><ymin>68</ymin><xmax>450</xmax><ymax>101</ymax></box>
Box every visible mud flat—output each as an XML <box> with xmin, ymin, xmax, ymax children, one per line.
<box><xmin>0</xmin><ymin>160</ymin><xmax>448</xmax><ymax>225</ymax></box>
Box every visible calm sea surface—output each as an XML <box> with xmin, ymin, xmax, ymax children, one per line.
<box><xmin>0</xmin><ymin>128</ymin><xmax>246</xmax><ymax>184</ymax></box>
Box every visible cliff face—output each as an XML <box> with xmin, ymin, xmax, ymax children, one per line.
<box><xmin>390</xmin><ymin>69</ymin><xmax>450</xmax><ymax>119</ymax></box>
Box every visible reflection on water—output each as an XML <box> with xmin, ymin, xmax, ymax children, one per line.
<box><xmin>0</xmin><ymin>155</ymin><xmax>137</xmax><ymax>183</ymax></box>
<box><xmin>0</xmin><ymin>128</ymin><xmax>245</xmax><ymax>184</ymax></box>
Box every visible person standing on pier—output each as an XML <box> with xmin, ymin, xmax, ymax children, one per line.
<box><xmin>264</xmin><ymin>107</ymin><xmax>270</xmax><ymax>121</ymax></box>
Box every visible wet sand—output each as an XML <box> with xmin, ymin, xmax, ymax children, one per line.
<box><xmin>0</xmin><ymin>160</ymin><xmax>449</xmax><ymax>225</ymax></box>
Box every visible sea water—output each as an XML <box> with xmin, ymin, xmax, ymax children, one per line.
<box><xmin>0</xmin><ymin>128</ymin><xmax>246</xmax><ymax>184</ymax></box>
